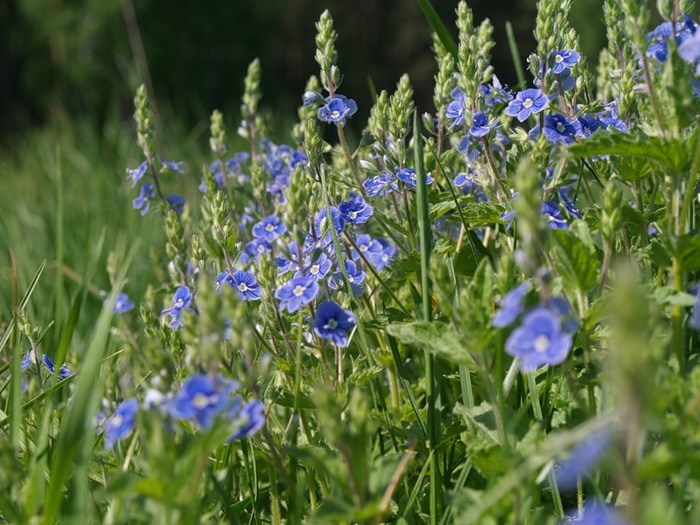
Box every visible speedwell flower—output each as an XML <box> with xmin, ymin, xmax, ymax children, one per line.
<box><xmin>313</xmin><ymin>301</ymin><xmax>357</xmax><ymax>346</ymax></box>
<box><xmin>505</xmin><ymin>88</ymin><xmax>548</xmax><ymax>122</ymax></box>
<box><xmin>252</xmin><ymin>215</ymin><xmax>287</xmax><ymax>242</ymax></box>
<box><xmin>103</xmin><ymin>398</ymin><xmax>139</xmax><ymax>450</ymax></box>
<box><xmin>161</xmin><ymin>286</ymin><xmax>193</xmax><ymax>329</ymax></box>
<box><xmin>317</xmin><ymin>95</ymin><xmax>358</xmax><ymax>127</ymax></box>
<box><xmin>275</xmin><ymin>276</ymin><xmax>319</xmax><ymax>313</ymax></box>
<box><xmin>505</xmin><ymin>307</ymin><xmax>574</xmax><ymax>372</ymax></box>
<box><xmin>550</xmin><ymin>49</ymin><xmax>581</xmax><ymax>75</ymax></box>
<box><xmin>165</xmin><ymin>374</ymin><xmax>239</xmax><ymax>429</ymax></box>
<box><xmin>339</xmin><ymin>193</ymin><xmax>373</xmax><ymax>224</ymax></box>
<box><xmin>396</xmin><ymin>168</ymin><xmax>434</xmax><ymax>188</ymax></box>
<box><xmin>542</xmin><ymin>114</ymin><xmax>580</xmax><ymax>145</ymax></box>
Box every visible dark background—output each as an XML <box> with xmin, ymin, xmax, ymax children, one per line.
<box><xmin>0</xmin><ymin>0</ymin><xmax>606</xmax><ymax>138</ymax></box>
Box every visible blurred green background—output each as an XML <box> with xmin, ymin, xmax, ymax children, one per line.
<box><xmin>0</xmin><ymin>0</ymin><xmax>606</xmax><ymax>137</ymax></box>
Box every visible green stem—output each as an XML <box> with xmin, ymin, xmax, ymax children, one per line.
<box><xmin>414</xmin><ymin>112</ymin><xmax>441</xmax><ymax>522</ymax></box>
<box><xmin>336</xmin><ymin>124</ymin><xmax>365</xmax><ymax>195</ymax></box>
<box><xmin>527</xmin><ymin>372</ymin><xmax>564</xmax><ymax>517</ymax></box>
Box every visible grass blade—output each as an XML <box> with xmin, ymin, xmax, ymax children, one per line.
<box><xmin>43</xmin><ymin>240</ymin><xmax>138</xmax><ymax>523</ymax></box>
<box><xmin>416</xmin><ymin>0</ymin><xmax>458</xmax><ymax>58</ymax></box>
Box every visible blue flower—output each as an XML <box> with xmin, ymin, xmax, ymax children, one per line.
<box><xmin>296</xmin><ymin>252</ymin><xmax>332</xmax><ymax>282</ymax></box>
<box><xmin>493</xmin><ymin>282</ymin><xmax>532</xmax><ymax>327</ymax></box>
<box><xmin>555</xmin><ymin>430</ymin><xmax>611</xmax><ymax>491</ymax></box>
<box><xmin>303</xmin><ymin>90</ymin><xmax>324</xmax><ymax>106</ymax></box>
<box><xmin>103</xmin><ymin>398</ymin><xmax>139</xmax><ymax>450</ymax></box>
<box><xmin>158</xmin><ymin>157</ymin><xmax>185</xmax><ymax>174</ymax></box>
<box><xmin>689</xmin><ymin>283</ymin><xmax>700</xmax><ymax>330</ymax></box>
<box><xmin>112</xmin><ymin>293</ymin><xmax>135</xmax><ymax>314</ymax></box>
<box><xmin>160</xmin><ymin>286</ymin><xmax>193</xmax><ymax>329</ymax></box>
<box><xmin>20</xmin><ymin>351</ymin><xmax>34</xmax><ymax>373</ymax></box>
<box><xmin>252</xmin><ymin>215</ymin><xmax>287</xmax><ymax>242</ymax></box>
<box><xmin>228</xmin><ymin>400</ymin><xmax>266</xmax><ymax>441</ymax></box>
<box><xmin>230</xmin><ymin>271</ymin><xmax>262</xmax><ymax>301</ymax></box>
<box><xmin>127</xmin><ymin>161</ymin><xmax>147</xmax><ymax>187</ymax></box>
<box><xmin>468</xmin><ymin>112</ymin><xmax>492</xmax><ymax>138</ymax></box>
<box><xmin>329</xmin><ymin>259</ymin><xmax>365</xmax><ymax>296</ymax></box>
<box><xmin>598</xmin><ymin>102</ymin><xmax>627</xmax><ymax>132</ymax></box>
<box><xmin>543</xmin><ymin>114</ymin><xmax>581</xmax><ymax>145</ymax></box>
<box><xmin>479</xmin><ymin>75</ymin><xmax>513</xmax><ymax>107</ymax></box>
<box><xmin>501</xmin><ymin>210</ymin><xmax>516</xmax><ymax>231</ymax></box>
<box><xmin>41</xmin><ymin>354</ymin><xmax>73</xmax><ymax>379</ymax></box>
<box><xmin>505</xmin><ymin>88</ymin><xmax>548</xmax><ymax>122</ymax></box>
<box><xmin>313</xmin><ymin>301</ymin><xmax>357</xmax><ymax>346</ymax></box>
<box><xmin>445</xmin><ymin>86</ymin><xmax>467</xmax><ymax>128</ymax></box>
<box><xmin>275</xmin><ymin>276</ymin><xmax>319</xmax><ymax>313</ymax></box>
<box><xmin>339</xmin><ymin>193</ymin><xmax>373</xmax><ymax>224</ymax></box>
<box><xmin>561</xmin><ymin>499</ymin><xmax>627</xmax><ymax>525</ymax></box>
<box><xmin>165</xmin><ymin>374</ymin><xmax>239</xmax><ymax>429</ymax></box>
<box><xmin>576</xmin><ymin>114</ymin><xmax>603</xmax><ymax>138</ymax></box>
<box><xmin>245</xmin><ymin>238</ymin><xmax>272</xmax><ymax>261</ymax></box>
<box><xmin>647</xmin><ymin>20</ymin><xmax>693</xmax><ymax>63</ymax></box>
<box><xmin>558</xmin><ymin>189</ymin><xmax>582</xmax><ymax>219</ymax></box>
<box><xmin>363</xmin><ymin>173</ymin><xmax>398</xmax><ymax>197</ymax></box>
<box><xmin>314</xmin><ymin>207</ymin><xmax>345</xmax><ymax>246</ymax></box>
<box><xmin>133</xmin><ymin>182</ymin><xmax>155</xmax><ymax>215</ymax></box>
<box><xmin>317</xmin><ymin>95</ymin><xmax>358</xmax><ymax>127</ymax></box>
<box><xmin>551</xmin><ymin>49</ymin><xmax>581</xmax><ymax>75</ymax></box>
<box><xmin>367</xmin><ymin>239</ymin><xmax>397</xmax><ymax>271</ymax></box>
<box><xmin>542</xmin><ymin>201</ymin><xmax>569</xmax><ymax>230</ymax></box>
<box><xmin>454</xmin><ymin>171</ymin><xmax>488</xmax><ymax>202</ymax></box>
<box><xmin>505</xmin><ymin>307</ymin><xmax>574</xmax><ymax>372</ymax></box>
<box><xmin>678</xmin><ymin>29</ymin><xmax>700</xmax><ymax>74</ymax></box>
<box><xmin>351</xmin><ymin>233</ymin><xmax>383</xmax><ymax>261</ymax></box>
<box><xmin>396</xmin><ymin>168</ymin><xmax>434</xmax><ymax>188</ymax></box>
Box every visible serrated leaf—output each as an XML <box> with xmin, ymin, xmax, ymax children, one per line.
<box><xmin>611</xmin><ymin>155</ymin><xmax>654</xmax><ymax>181</ymax></box>
<box><xmin>386</xmin><ymin>251</ymin><xmax>421</xmax><ymax>282</ymax></box>
<box><xmin>678</xmin><ymin>233</ymin><xmax>700</xmax><ymax>272</ymax></box>
<box><xmin>550</xmin><ymin>229</ymin><xmax>600</xmax><ymax>293</ymax></box>
<box><xmin>652</xmin><ymin>286</ymin><xmax>698</xmax><ymax>307</ymax></box>
<box><xmin>386</xmin><ymin>321</ymin><xmax>475</xmax><ymax>367</ymax></box>
<box><xmin>568</xmin><ymin>132</ymin><xmax>694</xmax><ymax>174</ymax></box>
<box><xmin>436</xmin><ymin>199</ymin><xmax>505</xmax><ymax>227</ymax></box>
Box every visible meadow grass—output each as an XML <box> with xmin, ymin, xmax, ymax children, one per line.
<box><xmin>3</xmin><ymin>1</ymin><xmax>700</xmax><ymax>523</ymax></box>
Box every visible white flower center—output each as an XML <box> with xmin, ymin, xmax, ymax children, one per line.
<box><xmin>193</xmin><ymin>393</ymin><xmax>216</xmax><ymax>409</ymax></box>
<box><xmin>556</xmin><ymin>122</ymin><xmax>566</xmax><ymax>133</ymax></box>
<box><xmin>331</xmin><ymin>110</ymin><xmax>341</xmax><ymax>119</ymax></box>
<box><xmin>265</xmin><ymin>223</ymin><xmax>276</xmax><ymax>232</ymax></box>
<box><xmin>293</xmin><ymin>285</ymin><xmax>306</xmax><ymax>297</ymax></box>
<box><xmin>523</xmin><ymin>98</ymin><xmax>534</xmax><ymax>108</ymax></box>
<box><xmin>238</xmin><ymin>283</ymin><xmax>249</xmax><ymax>292</ymax></box>
<box><xmin>533</xmin><ymin>335</ymin><xmax>550</xmax><ymax>353</ymax></box>
<box><xmin>349</xmin><ymin>211</ymin><xmax>357</xmax><ymax>219</ymax></box>
<box><xmin>111</xmin><ymin>415</ymin><xmax>123</xmax><ymax>427</ymax></box>
<box><xmin>310</xmin><ymin>264</ymin><xmax>320</xmax><ymax>275</ymax></box>
<box><xmin>325</xmin><ymin>319</ymin><xmax>338</xmax><ymax>330</ymax></box>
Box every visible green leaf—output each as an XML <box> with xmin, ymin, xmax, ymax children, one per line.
<box><xmin>386</xmin><ymin>250</ymin><xmax>421</xmax><ymax>282</ymax></box>
<box><xmin>652</xmin><ymin>286</ymin><xmax>698</xmax><ymax>307</ymax></box>
<box><xmin>432</xmin><ymin>198</ymin><xmax>504</xmax><ymax>226</ymax></box>
<box><xmin>678</xmin><ymin>233</ymin><xmax>700</xmax><ymax>272</ymax></box>
<box><xmin>568</xmin><ymin>131</ymin><xmax>694</xmax><ymax>174</ymax></box>
<box><xmin>550</xmin><ymin>229</ymin><xmax>600</xmax><ymax>293</ymax></box>
<box><xmin>611</xmin><ymin>155</ymin><xmax>654</xmax><ymax>182</ymax></box>
<box><xmin>387</xmin><ymin>321</ymin><xmax>475</xmax><ymax>367</ymax></box>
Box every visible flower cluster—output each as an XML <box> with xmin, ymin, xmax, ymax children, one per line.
<box><xmin>100</xmin><ymin>374</ymin><xmax>265</xmax><ymax>450</ymax></box>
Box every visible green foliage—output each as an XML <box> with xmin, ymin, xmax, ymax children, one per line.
<box><xmin>3</xmin><ymin>0</ymin><xmax>700</xmax><ymax>523</ymax></box>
